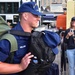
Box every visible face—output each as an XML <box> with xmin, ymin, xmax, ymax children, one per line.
<box><xmin>27</xmin><ymin>13</ymin><xmax>40</xmax><ymax>28</ymax></box>
<box><xmin>71</xmin><ymin>21</ymin><xmax>75</xmax><ymax>28</ymax></box>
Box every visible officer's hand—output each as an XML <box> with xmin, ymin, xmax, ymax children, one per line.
<box><xmin>20</xmin><ymin>52</ymin><xmax>34</xmax><ymax>71</ymax></box>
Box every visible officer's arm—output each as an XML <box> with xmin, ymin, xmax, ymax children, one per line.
<box><xmin>0</xmin><ymin>52</ymin><xmax>34</xmax><ymax>74</ymax></box>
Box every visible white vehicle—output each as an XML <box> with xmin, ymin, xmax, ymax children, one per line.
<box><xmin>0</xmin><ymin>0</ymin><xmax>41</xmax><ymax>25</ymax></box>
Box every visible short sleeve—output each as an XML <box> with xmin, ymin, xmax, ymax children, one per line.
<box><xmin>0</xmin><ymin>40</ymin><xmax>10</xmax><ymax>61</ymax></box>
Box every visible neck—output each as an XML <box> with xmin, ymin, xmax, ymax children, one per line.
<box><xmin>20</xmin><ymin>21</ymin><xmax>33</xmax><ymax>33</ymax></box>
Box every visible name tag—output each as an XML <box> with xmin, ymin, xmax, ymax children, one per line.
<box><xmin>20</xmin><ymin>45</ymin><xmax>26</xmax><ymax>48</ymax></box>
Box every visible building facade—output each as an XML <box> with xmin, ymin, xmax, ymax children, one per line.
<box><xmin>41</xmin><ymin>0</ymin><xmax>67</xmax><ymax>7</ymax></box>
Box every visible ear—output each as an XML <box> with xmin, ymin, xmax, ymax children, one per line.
<box><xmin>22</xmin><ymin>13</ymin><xmax>28</xmax><ymax>20</ymax></box>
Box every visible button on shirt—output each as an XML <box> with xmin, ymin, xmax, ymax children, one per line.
<box><xmin>0</xmin><ymin>22</ymin><xmax>30</xmax><ymax>75</ymax></box>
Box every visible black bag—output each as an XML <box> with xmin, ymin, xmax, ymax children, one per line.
<box><xmin>45</xmin><ymin>63</ymin><xmax>59</xmax><ymax>75</ymax></box>
<box><xmin>7</xmin><ymin>30</ymin><xmax>60</xmax><ymax>75</ymax></box>
<box><xmin>19</xmin><ymin>31</ymin><xmax>56</xmax><ymax>75</ymax></box>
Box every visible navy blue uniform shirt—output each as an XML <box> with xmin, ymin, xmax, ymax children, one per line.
<box><xmin>0</xmin><ymin>22</ymin><xmax>30</xmax><ymax>75</ymax></box>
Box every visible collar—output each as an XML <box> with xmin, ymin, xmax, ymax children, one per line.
<box><xmin>12</xmin><ymin>22</ymin><xmax>24</xmax><ymax>32</ymax></box>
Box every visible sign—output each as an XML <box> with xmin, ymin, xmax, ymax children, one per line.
<box><xmin>50</xmin><ymin>4</ymin><xmax>63</xmax><ymax>12</ymax></box>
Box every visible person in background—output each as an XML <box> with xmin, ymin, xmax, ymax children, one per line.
<box><xmin>60</xmin><ymin>31</ymin><xmax>67</xmax><ymax>75</ymax></box>
<box><xmin>64</xmin><ymin>16</ymin><xmax>75</xmax><ymax>75</ymax></box>
<box><xmin>7</xmin><ymin>22</ymin><xmax>12</xmax><ymax>28</ymax></box>
<box><xmin>44</xmin><ymin>6</ymin><xmax>50</xmax><ymax>12</ymax></box>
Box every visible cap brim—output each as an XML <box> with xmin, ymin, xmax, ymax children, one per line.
<box><xmin>31</xmin><ymin>10</ymin><xmax>44</xmax><ymax>16</ymax></box>
<box><xmin>52</xmin><ymin>47</ymin><xmax>59</xmax><ymax>54</ymax></box>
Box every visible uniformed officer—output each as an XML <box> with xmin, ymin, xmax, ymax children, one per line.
<box><xmin>0</xmin><ymin>2</ymin><xmax>43</xmax><ymax>75</ymax></box>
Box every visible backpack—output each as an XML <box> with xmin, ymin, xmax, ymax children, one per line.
<box><xmin>0</xmin><ymin>16</ymin><xmax>18</xmax><ymax>53</ymax></box>
<box><xmin>3</xmin><ymin>29</ymin><xmax>59</xmax><ymax>75</ymax></box>
<box><xmin>19</xmin><ymin>31</ymin><xmax>60</xmax><ymax>75</ymax></box>
<box><xmin>0</xmin><ymin>16</ymin><xmax>19</xmax><ymax>63</ymax></box>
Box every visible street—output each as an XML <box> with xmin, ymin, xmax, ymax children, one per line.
<box><xmin>54</xmin><ymin>45</ymin><xmax>69</xmax><ymax>75</ymax></box>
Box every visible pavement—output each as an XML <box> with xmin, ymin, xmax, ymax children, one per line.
<box><xmin>54</xmin><ymin>45</ymin><xmax>69</xmax><ymax>75</ymax></box>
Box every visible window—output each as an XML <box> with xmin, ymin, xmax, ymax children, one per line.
<box><xmin>52</xmin><ymin>0</ymin><xmax>56</xmax><ymax>3</ymax></box>
<box><xmin>0</xmin><ymin>3</ymin><xmax>5</xmax><ymax>13</ymax></box>
<box><xmin>14</xmin><ymin>2</ymin><xmax>19</xmax><ymax>13</ymax></box>
<box><xmin>7</xmin><ymin>3</ymin><xmax>12</xmax><ymax>13</ymax></box>
<box><xmin>44</xmin><ymin>0</ymin><xmax>46</xmax><ymax>7</ymax></box>
<box><xmin>1</xmin><ymin>15</ymin><xmax>6</xmax><ymax>20</ymax></box>
<box><xmin>13</xmin><ymin>15</ymin><xmax>19</xmax><ymax>23</ymax></box>
<box><xmin>0</xmin><ymin>2</ymin><xmax>19</xmax><ymax>14</ymax></box>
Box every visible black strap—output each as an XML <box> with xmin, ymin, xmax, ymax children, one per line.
<box><xmin>9</xmin><ymin>30</ymin><xmax>31</xmax><ymax>37</ymax></box>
